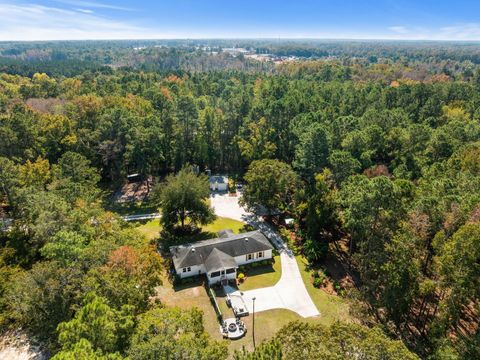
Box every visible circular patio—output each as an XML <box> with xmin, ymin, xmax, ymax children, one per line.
<box><xmin>220</xmin><ymin>318</ymin><xmax>246</xmax><ymax>339</ymax></box>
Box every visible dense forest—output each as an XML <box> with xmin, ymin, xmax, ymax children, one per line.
<box><xmin>0</xmin><ymin>40</ymin><xmax>479</xmax><ymax>359</ymax></box>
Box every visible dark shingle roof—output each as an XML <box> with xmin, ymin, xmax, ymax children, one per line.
<box><xmin>218</xmin><ymin>229</ymin><xmax>234</xmax><ymax>238</ymax></box>
<box><xmin>209</xmin><ymin>175</ymin><xmax>226</xmax><ymax>184</ymax></box>
<box><xmin>170</xmin><ymin>230</ymin><xmax>273</xmax><ymax>269</ymax></box>
<box><xmin>204</xmin><ymin>248</ymin><xmax>237</xmax><ymax>273</ymax></box>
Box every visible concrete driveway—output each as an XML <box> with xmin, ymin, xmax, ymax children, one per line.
<box><xmin>232</xmin><ymin>249</ymin><xmax>320</xmax><ymax>318</ymax></box>
<box><xmin>212</xmin><ymin>192</ymin><xmax>319</xmax><ymax>318</ymax></box>
<box><xmin>210</xmin><ymin>192</ymin><xmax>249</xmax><ymax>222</ymax></box>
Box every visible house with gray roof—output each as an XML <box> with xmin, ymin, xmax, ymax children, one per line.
<box><xmin>170</xmin><ymin>230</ymin><xmax>273</xmax><ymax>285</ymax></box>
<box><xmin>209</xmin><ymin>175</ymin><xmax>228</xmax><ymax>191</ymax></box>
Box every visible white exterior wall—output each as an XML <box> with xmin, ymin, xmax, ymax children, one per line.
<box><xmin>234</xmin><ymin>249</ymin><xmax>272</xmax><ymax>266</ymax></box>
<box><xmin>207</xmin><ymin>271</ymin><xmax>237</xmax><ymax>285</ymax></box>
<box><xmin>216</xmin><ymin>183</ymin><xmax>228</xmax><ymax>191</ymax></box>
<box><xmin>177</xmin><ymin>264</ymin><xmax>206</xmax><ymax>278</ymax></box>
<box><xmin>209</xmin><ymin>177</ymin><xmax>228</xmax><ymax>192</ymax></box>
<box><xmin>175</xmin><ymin>249</ymin><xmax>273</xmax><ymax>279</ymax></box>
<box><xmin>210</xmin><ymin>182</ymin><xmax>228</xmax><ymax>191</ymax></box>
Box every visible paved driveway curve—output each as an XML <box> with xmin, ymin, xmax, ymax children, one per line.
<box><xmin>211</xmin><ymin>192</ymin><xmax>320</xmax><ymax>318</ymax></box>
<box><xmin>233</xmin><ymin>249</ymin><xmax>320</xmax><ymax>318</ymax></box>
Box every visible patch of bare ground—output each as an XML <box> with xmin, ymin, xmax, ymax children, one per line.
<box><xmin>0</xmin><ymin>331</ymin><xmax>47</xmax><ymax>360</ymax></box>
<box><xmin>25</xmin><ymin>98</ymin><xmax>66</xmax><ymax>114</ymax></box>
<box><xmin>113</xmin><ymin>179</ymin><xmax>153</xmax><ymax>203</ymax></box>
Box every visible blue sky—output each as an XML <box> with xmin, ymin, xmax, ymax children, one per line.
<box><xmin>1</xmin><ymin>0</ymin><xmax>480</xmax><ymax>41</ymax></box>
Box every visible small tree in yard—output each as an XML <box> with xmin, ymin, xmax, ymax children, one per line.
<box><xmin>153</xmin><ymin>167</ymin><xmax>215</xmax><ymax>231</ymax></box>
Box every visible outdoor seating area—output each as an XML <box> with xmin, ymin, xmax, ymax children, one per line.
<box><xmin>220</xmin><ymin>317</ymin><xmax>246</xmax><ymax>339</ymax></box>
<box><xmin>224</xmin><ymin>285</ymin><xmax>249</xmax><ymax>317</ymax></box>
<box><xmin>226</xmin><ymin>292</ymin><xmax>249</xmax><ymax>317</ymax></box>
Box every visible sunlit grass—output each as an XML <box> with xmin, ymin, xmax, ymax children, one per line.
<box><xmin>296</xmin><ymin>255</ymin><xmax>352</xmax><ymax>325</ymax></box>
<box><xmin>237</xmin><ymin>255</ymin><xmax>281</xmax><ymax>291</ymax></box>
<box><xmin>135</xmin><ymin>218</ymin><xmax>162</xmax><ymax>240</ymax></box>
<box><xmin>135</xmin><ymin>216</ymin><xmax>246</xmax><ymax>241</ymax></box>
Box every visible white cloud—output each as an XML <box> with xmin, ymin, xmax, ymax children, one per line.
<box><xmin>388</xmin><ymin>26</ymin><xmax>409</xmax><ymax>35</ymax></box>
<box><xmin>0</xmin><ymin>3</ymin><xmax>155</xmax><ymax>40</ymax></box>
<box><xmin>438</xmin><ymin>23</ymin><xmax>480</xmax><ymax>40</ymax></box>
<box><xmin>387</xmin><ymin>24</ymin><xmax>480</xmax><ymax>40</ymax></box>
<box><xmin>76</xmin><ymin>8</ymin><xmax>94</xmax><ymax>14</ymax></box>
<box><xmin>54</xmin><ymin>0</ymin><xmax>133</xmax><ymax>11</ymax></box>
<box><xmin>1</xmin><ymin>3</ymin><xmax>480</xmax><ymax>41</ymax></box>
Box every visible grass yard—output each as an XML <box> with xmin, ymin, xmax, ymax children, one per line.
<box><xmin>155</xmin><ymin>278</ymin><xmax>224</xmax><ymax>343</ymax></box>
<box><xmin>223</xmin><ymin>308</ymin><xmax>300</xmax><ymax>353</ymax></box>
<box><xmin>296</xmin><ymin>255</ymin><xmax>352</xmax><ymax>325</ymax></box>
<box><xmin>202</xmin><ymin>217</ymin><xmax>246</xmax><ymax>234</ymax></box>
<box><xmin>237</xmin><ymin>255</ymin><xmax>281</xmax><ymax>291</ymax></box>
<box><xmin>155</xmin><ymin>254</ymin><xmax>353</xmax><ymax>354</ymax></box>
<box><xmin>107</xmin><ymin>200</ymin><xmax>157</xmax><ymax>216</ymax></box>
<box><xmin>135</xmin><ymin>218</ymin><xmax>162</xmax><ymax>240</ymax></box>
<box><xmin>135</xmin><ymin>216</ymin><xmax>246</xmax><ymax>241</ymax></box>
<box><xmin>158</xmin><ymin>278</ymin><xmax>301</xmax><ymax>353</ymax></box>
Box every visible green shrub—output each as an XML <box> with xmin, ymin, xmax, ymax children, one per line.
<box><xmin>312</xmin><ymin>270</ymin><xmax>326</xmax><ymax>288</ymax></box>
<box><xmin>313</xmin><ymin>277</ymin><xmax>323</xmax><ymax>288</ymax></box>
<box><xmin>304</xmin><ymin>238</ymin><xmax>328</xmax><ymax>263</ymax></box>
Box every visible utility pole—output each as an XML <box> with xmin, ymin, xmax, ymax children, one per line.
<box><xmin>252</xmin><ymin>296</ymin><xmax>256</xmax><ymax>349</ymax></box>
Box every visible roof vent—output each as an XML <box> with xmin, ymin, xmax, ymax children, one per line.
<box><xmin>191</xmin><ymin>248</ymin><xmax>196</xmax><ymax>252</ymax></box>
<box><xmin>245</xmin><ymin>238</ymin><xmax>249</xmax><ymax>242</ymax></box>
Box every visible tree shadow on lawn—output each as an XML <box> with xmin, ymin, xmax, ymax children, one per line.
<box><xmin>241</xmin><ymin>264</ymin><xmax>276</xmax><ymax>277</ymax></box>
<box><xmin>171</xmin><ymin>275</ymin><xmax>207</xmax><ymax>292</ymax></box>
<box><xmin>308</xmin><ymin>251</ymin><xmax>361</xmax><ymax>291</ymax></box>
<box><xmin>160</xmin><ymin>230</ymin><xmax>218</xmax><ymax>252</ymax></box>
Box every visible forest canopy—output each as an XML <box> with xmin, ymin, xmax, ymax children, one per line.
<box><xmin>0</xmin><ymin>40</ymin><xmax>479</xmax><ymax>359</ymax></box>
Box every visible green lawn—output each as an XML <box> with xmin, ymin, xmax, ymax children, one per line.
<box><xmin>135</xmin><ymin>218</ymin><xmax>162</xmax><ymax>240</ymax></box>
<box><xmin>107</xmin><ymin>200</ymin><xmax>157</xmax><ymax>216</ymax></box>
<box><xmin>237</xmin><ymin>255</ymin><xmax>281</xmax><ymax>291</ymax></box>
<box><xmin>135</xmin><ymin>216</ymin><xmax>246</xmax><ymax>241</ymax></box>
<box><xmin>296</xmin><ymin>255</ymin><xmax>352</xmax><ymax>325</ymax></box>
<box><xmin>202</xmin><ymin>217</ymin><xmax>246</xmax><ymax>234</ymax></box>
<box><xmin>155</xmin><ymin>279</ymin><xmax>224</xmax><ymax>344</ymax></box>
<box><xmin>161</xmin><ymin>280</ymin><xmax>301</xmax><ymax>353</ymax></box>
<box><xmin>155</xmin><ymin>254</ymin><xmax>353</xmax><ymax>354</ymax></box>
<box><xmin>148</xmin><ymin>217</ymin><xmax>352</xmax><ymax>353</ymax></box>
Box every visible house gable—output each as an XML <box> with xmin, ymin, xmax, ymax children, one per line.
<box><xmin>170</xmin><ymin>230</ymin><xmax>273</xmax><ymax>271</ymax></box>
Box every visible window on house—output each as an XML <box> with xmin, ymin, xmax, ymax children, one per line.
<box><xmin>257</xmin><ymin>251</ymin><xmax>264</xmax><ymax>258</ymax></box>
<box><xmin>182</xmin><ymin>267</ymin><xmax>191</xmax><ymax>273</ymax></box>
<box><xmin>226</xmin><ymin>268</ymin><xmax>236</xmax><ymax>274</ymax></box>
<box><xmin>210</xmin><ymin>271</ymin><xmax>221</xmax><ymax>278</ymax></box>
<box><xmin>246</xmin><ymin>254</ymin><xmax>253</xmax><ymax>261</ymax></box>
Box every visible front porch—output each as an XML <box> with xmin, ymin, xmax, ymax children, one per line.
<box><xmin>205</xmin><ymin>247</ymin><xmax>238</xmax><ymax>285</ymax></box>
<box><xmin>207</xmin><ymin>267</ymin><xmax>237</xmax><ymax>285</ymax></box>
